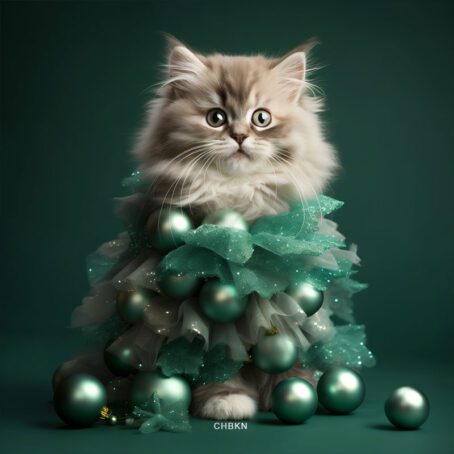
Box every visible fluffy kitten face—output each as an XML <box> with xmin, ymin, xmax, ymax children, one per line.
<box><xmin>134</xmin><ymin>39</ymin><xmax>338</xmax><ymax>220</ymax></box>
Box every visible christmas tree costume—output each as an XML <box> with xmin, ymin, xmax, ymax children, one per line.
<box><xmin>56</xmin><ymin>175</ymin><xmax>375</xmax><ymax>431</ymax></box>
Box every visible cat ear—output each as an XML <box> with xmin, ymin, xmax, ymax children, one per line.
<box><xmin>271</xmin><ymin>52</ymin><xmax>306</xmax><ymax>102</ymax></box>
<box><xmin>166</xmin><ymin>43</ymin><xmax>206</xmax><ymax>91</ymax></box>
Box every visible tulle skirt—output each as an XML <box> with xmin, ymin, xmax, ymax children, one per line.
<box><xmin>70</xmin><ymin>195</ymin><xmax>375</xmax><ymax>385</ymax></box>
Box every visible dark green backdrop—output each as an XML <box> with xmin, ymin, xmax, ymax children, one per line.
<box><xmin>1</xmin><ymin>1</ymin><xmax>453</xmax><ymax>453</ymax></box>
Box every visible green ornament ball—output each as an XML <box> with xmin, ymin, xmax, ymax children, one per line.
<box><xmin>104</xmin><ymin>343</ymin><xmax>140</xmax><ymax>377</ymax></box>
<box><xmin>53</xmin><ymin>374</ymin><xmax>107</xmax><ymax>427</ymax></box>
<box><xmin>272</xmin><ymin>378</ymin><xmax>318</xmax><ymax>424</ymax></box>
<box><xmin>157</xmin><ymin>270</ymin><xmax>201</xmax><ymax>300</ymax></box>
<box><xmin>385</xmin><ymin>387</ymin><xmax>430</xmax><ymax>429</ymax></box>
<box><xmin>52</xmin><ymin>360</ymin><xmax>94</xmax><ymax>391</ymax></box>
<box><xmin>108</xmin><ymin>415</ymin><xmax>118</xmax><ymax>425</ymax></box>
<box><xmin>199</xmin><ymin>279</ymin><xmax>247</xmax><ymax>323</ymax></box>
<box><xmin>253</xmin><ymin>334</ymin><xmax>297</xmax><ymax>374</ymax></box>
<box><xmin>116</xmin><ymin>289</ymin><xmax>152</xmax><ymax>324</ymax></box>
<box><xmin>146</xmin><ymin>207</ymin><xmax>193</xmax><ymax>252</ymax></box>
<box><xmin>203</xmin><ymin>209</ymin><xmax>248</xmax><ymax>231</ymax></box>
<box><xmin>286</xmin><ymin>281</ymin><xmax>324</xmax><ymax>317</ymax></box>
<box><xmin>129</xmin><ymin>371</ymin><xmax>191</xmax><ymax>409</ymax></box>
<box><xmin>317</xmin><ymin>367</ymin><xmax>365</xmax><ymax>414</ymax></box>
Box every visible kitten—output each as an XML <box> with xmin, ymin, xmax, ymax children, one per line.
<box><xmin>134</xmin><ymin>37</ymin><xmax>338</xmax><ymax>420</ymax></box>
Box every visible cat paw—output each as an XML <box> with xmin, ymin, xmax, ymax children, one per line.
<box><xmin>199</xmin><ymin>393</ymin><xmax>257</xmax><ymax>420</ymax></box>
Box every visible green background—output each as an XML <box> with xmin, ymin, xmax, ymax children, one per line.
<box><xmin>1</xmin><ymin>0</ymin><xmax>453</xmax><ymax>453</ymax></box>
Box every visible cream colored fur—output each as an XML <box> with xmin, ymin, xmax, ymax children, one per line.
<box><xmin>134</xmin><ymin>38</ymin><xmax>337</xmax><ymax>221</ymax></box>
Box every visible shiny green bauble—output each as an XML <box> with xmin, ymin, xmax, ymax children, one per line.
<box><xmin>116</xmin><ymin>289</ymin><xmax>152</xmax><ymax>324</ymax></box>
<box><xmin>157</xmin><ymin>270</ymin><xmax>201</xmax><ymax>300</ymax></box>
<box><xmin>104</xmin><ymin>343</ymin><xmax>140</xmax><ymax>377</ymax></box>
<box><xmin>317</xmin><ymin>367</ymin><xmax>365</xmax><ymax>414</ymax></box>
<box><xmin>286</xmin><ymin>281</ymin><xmax>324</xmax><ymax>317</ymax></box>
<box><xmin>108</xmin><ymin>415</ymin><xmax>118</xmax><ymax>425</ymax></box>
<box><xmin>129</xmin><ymin>371</ymin><xmax>191</xmax><ymax>409</ymax></box>
<box><xmin>385</xmin><ymin>387</ymin><xmax>430</xmax><ymax>429</ymax></box>
<box><xmin>146</xmin><ymin>208</ymin><xmax>193</xmax><ymax>252</ymax></box>
<box><xmin>272</xmin><ymin>378</ymin><xmax>318</xmax><ymax>424</ymax></box>
<box><xmin>203</xmin><ymin>209</ymin><xmax>248</xmax><ymax>231</ymax></box>
<box><xmin>253</xmin><ymin>334</ymin><xmax>297</xmax><ymax>374</ymax></box>
<box><xmin>52</xmin><ymin>360</ymin><xmax>94</xmax><ymax>390</ymax></box>
<box><xmin>199</xmin><ymin>279</ymin><xmax>247</xmax><ymax>323</ymax></box>
<box><xmin>53</xmin><ymin>374</ymin><xmax>107</xmax><ymax>427</ymax></box>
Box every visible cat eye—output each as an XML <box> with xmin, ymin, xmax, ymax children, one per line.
<box><xmin>206</xmin><ymin>108</ymin><xmax>227</xmax><ymax>127</ymax></box>
<box><xmin>251</xmin><ymin>109</ymin><xmax>272</xmax><ymax>127</ymax></box>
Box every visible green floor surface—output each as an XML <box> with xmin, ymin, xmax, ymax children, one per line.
<box><xmin>1</xmin><ymin>361</ymin><xmax>452</xmax><ymax>454</ymax></box>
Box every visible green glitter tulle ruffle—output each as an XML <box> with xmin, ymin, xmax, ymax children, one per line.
<box><xmin>74</xmin><ymin>194</ymin><xmax>375</xmax><ymax>394</ymax></box>
<box><xmin>156</xmin><ymin>196</ymin><xmax>349</xmax><ymax>298</ymax></box>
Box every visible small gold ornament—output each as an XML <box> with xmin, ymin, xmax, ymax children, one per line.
<box><xmin>268</xmin><ymin>326</ymin><xmax>279</xmax><ymax>335</ymax></box>
<box><xmin>99</xmin><ymin>405</ymin><xmax>111</xmax><ymax>420</ymax></box>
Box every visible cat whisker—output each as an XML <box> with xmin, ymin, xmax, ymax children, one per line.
<box><xmin>183</xmin><ymin>148</ymin><xmax>220</xmax><ymax>212</ymax></box>
<box><xmin>156</xmin><ymin>148</ymin><xmax>211</xmax><ymax>216</ymax></box>
<box><xmin>263</xmin><ymin>157</ymin><xmax>280</xmax><ymax>203</ymax></box>
<box><xmin>140</xmin><ymin>142</ymin><xmax>214</xmax><ymax>226</ymax></box>
<box><xmin>174</xmin><ymin>149</ymin><xmax>214</xmax><ymax>210</ymax></box>
<box><xmin>163</xmin><ymin>150</ymin><xmax>211</xmax><ymax>208</ymax></box>
<box><xmin>268</xmin><ymin>154</ymin><xmax>311</xmax><ymax>233</ymax></box>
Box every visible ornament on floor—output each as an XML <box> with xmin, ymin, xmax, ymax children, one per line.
<box><xmin>203</xmin><ymin>209</ymin><xmax>248</xmax><ymax>231</ymax></box>
<box><xmin>385</xmin><ymin>386</ymin><xmax>430</xmax><ymax>429</ymax></box>
<box><xmin>99</xmin><ymin>405</ymin><xmax>128</xmax><ymax>426</ymax></box>
<box><xmin>52</xmin><ymin>359</ymin><xmax>95</xmax><ymax>390</ymax></box>
<box><xmin>116</xmin><ymin>289</ymin><xmax>153</xmax><ymax>323</ymax></box>
<box><xmin>99</xmin><ymin>405</ymin><xmax>116</xmax><ymax>425</ymax></box>
<box><xmin>286</xmin><ymin>281</ymin><xmax>324</xmax><ymax>316</ymax></box>
<box><xmin>129</xmin><ymin>370</ymin><xmax>192</xmax><ymax>409</ymax></box>
<box><xmin>199</xmin><ymin>279</ymin><xmax>247</xmax><ymax>323</ymax></box>
<box><xmin>157</xmin><ymin>270</ymin><xmax>201</xmax><ymax>300</ymax></box>
<box><xmin>146</xmin><ymin>207</ymin><xmax>193</xmax><ymax>252</ymax></box>
<box><xmin>317</xmin><ymin>366</ymin><xmax>365</xmax><ymax>414</ymax></box>
<box><xmin>104</xmin><ymin>342</ymin><xmax>140</xmax><ymax>377</ymax></box>
<box><xmin>272</xmin><ymin>377</ymin><xmax>318</xmax><ymax>424</ymax></box>
<box><xmin>53</xmin><ymin>374</ymin><xmax>107</xmax><ymax>427</ymax></box>
<box><xmin>99</xmin><ymin>405</ymin><xmax>111</xmax><ymax>420</ymax></box>
<box><xmin>108</xmin><ymin>415</ymin><xmax>118</xmax><ymax>425</ymax></box>
<box><xmin>253</xmin><ymin>332</ymin><xmax>297</xmax><ymax>374</ymax></box>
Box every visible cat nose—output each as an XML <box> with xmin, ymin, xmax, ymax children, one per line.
<box><xmin>231</xmin><ymin>133</ymin><xmax>248</xmax><ymax>145</ymax></box>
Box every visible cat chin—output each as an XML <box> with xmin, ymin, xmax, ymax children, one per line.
<box><xmin>218</xmin><ymin>155</ymin><xmax>266</xmax><ymax>175</ymax></box>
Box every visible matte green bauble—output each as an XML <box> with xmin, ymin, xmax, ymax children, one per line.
<box><xmin>104</xmin><ymin>343</ymin><xmax>140</xmax><ymax>377</ymax></box>
<box><xmin>53</xmin><ymin>374</ymin><xmax>107</xmax><ymax>427</ymax></box>
<box><xmin>157</xmin><ymin>270</ymin><xmax>201</xmax><ymax>300</ymax></box>
<box><xmin>146</xmin><ymin>208</ymin><xmax>193</xmax><ymax>252</ymax></box>
<box><xmin>129</xmin><ymin>371</ymin><xmax>191</xmax><ymax>409</ymax></box>
<box><xmin>253</xmin><ymin>334</ymin><xmax>297</xmax><ymax>374</ymax></box>
<box><xmin>272</xmin><ymin>378</ymin><xmax>318</xmax><ymax>424</ymax></box>
<box><xmin>385</xmin><ymin>387</ymin><xmax>430</xmax><ymax>429</ymax></box>
<box><xmin>116</xmin><ymin>289</ymin><xmax>152</xmax><ymax>324</ymax></box>
<box><xmin>286</xmin><ymin>281</ymin><xmax>324</xmax><ymax>316</ymax></box>
<box><xmin>199</xmin><ymin>279</ymin><xmax>247</xmax><ymax>323</ymax></box>
<box><xmin>317</xmin><ymin>367</ymin><xmax>365</xmax><ymax>414</ymax></box>
<box><xmin>203</xmin><ymin>209</ymin><xmax>248</xmax><ymax>231</ymax></box>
